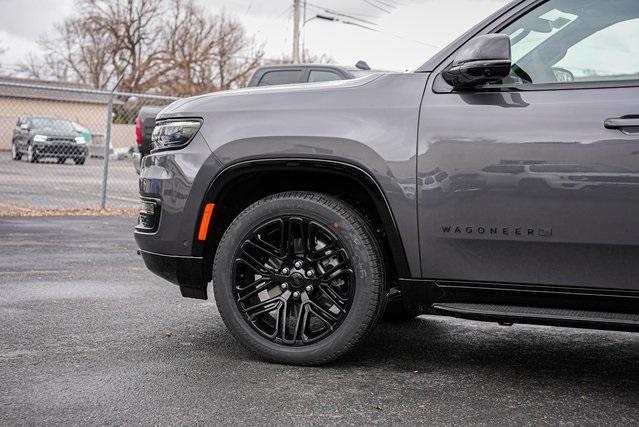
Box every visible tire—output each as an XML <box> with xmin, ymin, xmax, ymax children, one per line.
<box><xmin>27</xmin><ymin>144</ymin><xmax>38</xmax><ymax>163</ymax></box>
<box><xmin>74</xmin><ymin>157</ymin><xmax>85</xmax><ymax>165</ymax></box>
<box><xmin>57</xmin><ymin>157</ymin><xmax>67</xmax><ymax>164</ymax></box>
<box><xmin>212</xmin><ymin>191</ymin><xmax>387</xmax><ymax>365</ymax></box>
<box><xmin>11</xmin><ymin>142</ymin><xmax>22</xmax><ymax>161</ymax></box>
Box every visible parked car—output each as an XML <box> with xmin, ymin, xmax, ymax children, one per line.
<box><xmin>132</xmin><ymin>105</ymin><xmax>163</xmax><ymax>173</ymax></box>
<box><xmin>135</xmin><ymin>0</ymin><xmax>639</xmax><ymax>365</ymax></box>
<box><xmin>247</xmin><ymin>61</ymin><xmax>378</xmax><ymax>87</ymax></box>
<box><xmin>11</xmin><ymin>116</ymin><xmax>88</xmax><ymax>165</ymax></box>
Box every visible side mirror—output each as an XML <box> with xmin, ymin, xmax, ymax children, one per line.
<box><xmin>442</xmin><ymin>34</ymin><xmax>512</xmax><ymax>89</ymax></box>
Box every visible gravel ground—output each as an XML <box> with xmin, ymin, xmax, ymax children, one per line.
<box><xmin>0</xmin><ymin>216</ymin><xmax>638</xmax><ymax>426</ymax></box>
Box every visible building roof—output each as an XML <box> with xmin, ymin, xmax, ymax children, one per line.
<box><xmin>0</xmin><ymin>77</ymin><xmax>112</xmax><ymax>105</ymax></box>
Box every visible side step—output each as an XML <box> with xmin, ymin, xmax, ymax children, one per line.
<box><xmin>431</xmin><ymin>303</ymin><xmax>639</xmax><ymax>332</ymax></box>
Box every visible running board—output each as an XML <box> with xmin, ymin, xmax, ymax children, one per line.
<box><xmin>430</xmin><ymin>303</ymin><xmax>639</xmax><ymax>332</ymax></box>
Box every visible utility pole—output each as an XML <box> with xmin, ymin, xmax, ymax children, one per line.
<box><xmin>292</xmin><ymin>0</ymin><xmax>301</xmax><ymax>63</ymax></box>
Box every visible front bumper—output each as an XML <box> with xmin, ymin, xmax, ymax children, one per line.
<box><xmin>35</xmin><ymin>143</ymin><xmax>88</xmax><ymax>158</ymax></box>
<box><xmin>138</xmin><ymin>249</ymin><xmax>207</xmax><ymax>299</ymax></box>
<box><xmin>133</xmin><ymin>132</ymin><xmax>222</xmax><ymax>299</ymax></box>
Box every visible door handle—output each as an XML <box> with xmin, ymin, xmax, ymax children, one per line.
<box><xmin>604</xmin><ymin>116</ymin><xmax>639</xmax><ymax>129</ymax></box>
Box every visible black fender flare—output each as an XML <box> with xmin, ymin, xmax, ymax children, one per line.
<box><xmin>193</xmin><ymin>157</ymin><xmax>411</xmax><ymax>278</ymax></box>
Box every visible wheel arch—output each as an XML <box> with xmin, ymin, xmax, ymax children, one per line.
<box><xmin>194</xmin><ymin>158</ymin><xmax>411</xmax><ymax>286</ymax></box>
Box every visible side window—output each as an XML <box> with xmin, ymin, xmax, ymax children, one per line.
<box><xmin>496</xmin><ymin>0</ymin><xmax>639</xmax><ymax>85</ymax></box>
<box><xmin>308</xmin><ymin>70</ymin><xmax>341</xmax><ymax>83</ymax></box>
<box><xmin>258</xmin><ymin>70</ymin><xmax>302</xmax><ymax>86</ymax></box>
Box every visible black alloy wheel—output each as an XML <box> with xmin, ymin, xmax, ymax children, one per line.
<box><xmin>233</xmin><ymin>215</ymin><xmax>355</xmax><ymax>345</ymax></box>
<box><xmin>213</xmin><ymin>192</ymin><xmax>386</xmax><ymax>365</ymax></box>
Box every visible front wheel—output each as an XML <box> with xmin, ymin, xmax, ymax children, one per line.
<box><xmin>212</xmin><ymin>192</ymin><xmax>387</xmax><ymax>365</ymax></box>
<box><xmin>11</xmin><ymin>142</ymin><xmax>22</xmax><ymax>161</ymax></box>
<box><xmin>26</xmin><ymin>144</ymin><xmax>38</xmax><ymax>163</ymax></box>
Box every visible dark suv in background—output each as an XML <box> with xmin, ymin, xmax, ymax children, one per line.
<box><xmin>136</xmin><ymin>0</ymin><xmax>639</xmax><ymax>365</ymax></box>
<box><xmin>12</xmin><ymin>116</ymin><xmax>88</xmax><ymax>165</ymax></box>
<box><xmin>247</xmin><ymin>61</ymin><xmax>377</xmax><ymax>87</ymax></box>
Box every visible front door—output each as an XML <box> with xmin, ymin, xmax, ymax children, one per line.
<box><xmin>417</xmin><ymin>0</ymin><xmax>639</xmax><ymax>291</ymax></box>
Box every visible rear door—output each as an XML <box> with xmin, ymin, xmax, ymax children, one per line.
<box><xmin>417</xmin><ymin>0</ymin><xmax>639</xmax><ymax>291</ymax></box>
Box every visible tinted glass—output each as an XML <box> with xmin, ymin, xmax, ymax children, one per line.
<box><xmin>498</xmin><ymin>0</ymin><xmax>639</xmax><ymax>85</ymax></box>
<box><xmin>258</xmin><ymin>70</ymin><xmax>302</xmax><ymax>86</ymax></box>
<box><xmin>308</xmin><ymin>70</ymin><xmax>341</xmax><ymax>83</ymax></box>
<box><xmin>29</xmin><ymin>117</ymin><xmax>75</xmax><ymax>132</ymax></box>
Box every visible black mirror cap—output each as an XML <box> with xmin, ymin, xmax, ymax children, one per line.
<box><xmin>355</xmin><ymin>60</ymin><xmax>371</xmax><ymax>70</ymax></box>
<box><xmin>442</xmin><ymin>34</ymin><xmax>512</xmax><ymax>89</ymax></box>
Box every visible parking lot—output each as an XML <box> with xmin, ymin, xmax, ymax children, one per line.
<box><xmin>1</xmin><ymin>215</ymin><xmax>637</xmax><ymax>425</ymax></box>
<box><xmin>0</xmin><ymin>152</ymin><xmax>139</xmax><ymax>212</ymax></box>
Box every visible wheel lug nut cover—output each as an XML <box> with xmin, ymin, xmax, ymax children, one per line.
<box><xmin>281</xmin><ymin>283</ymin><xmax>288</xmax><ymax>290</ymax></box>
<box><xmin>305</xmin><ymin>270</ymin><xmax>314</xmax><ymax>277</ymax></box>
<box><xmin>294</xmin><ymin>261</ymin><xmax>302</xmax><ymax>268</ymax></box>
<box><xmin>305</xmin><ymin>285</ymin><xmax>313</xmax><ymax>292</ymax></box>
<box><xmin>281</xmin><ymin>268</ymin><xmax>289</xmax><ymax>274</ymax></box>
<box><xmin>292</xmin><ymin>291</ymin><xmax>300</xmax><ymax>298</ymax></box>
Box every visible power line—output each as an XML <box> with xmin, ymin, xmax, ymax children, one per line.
<box><xmin>305</xmin><ymin>1</ymin><xmax>377</xmax><ymax>19</ymax></box>
<box><xmin>371</xmin><ymin>0</ymin><xmax>397</xmax><ymax>10</ymax></box>
<box><xmin>362</xmin><ymin>0</ymin><xmax>391</xmax><ymax>14</ymax></box>
<box><xmin>306</xmin><ymin>4</ymin><xmax>378</xmax><ymax>26</ymax></box>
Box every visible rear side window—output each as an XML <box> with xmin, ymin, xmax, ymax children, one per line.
<box><xmin>308</xmin><ymin>70</ymin><xmax>341</xmax><ymax>83</ymax></box>
<box><xmin>258</xmin><ymin>70</ymin><xmax>302</xmax><ymax>86</ymax></box>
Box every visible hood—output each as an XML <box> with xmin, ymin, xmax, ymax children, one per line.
<box><xmin>31</xmin><ymin>128</ymin><xmax>79</xmax><ymax>138</ymax></box>
<box><xmin>157</xmin><ymin>73</ymin><xmax>386</xmax><ymax>119</ymax></box>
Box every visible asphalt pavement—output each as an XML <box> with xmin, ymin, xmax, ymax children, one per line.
<box><xmin>1</xmin><ymin>216</ymin><xmax>638</xmax><ymax>425</ymax></box>
<box><xmin>0</xmin><ymin>152</ymin><xmax>139</xmax><ymax>212</ymax></box>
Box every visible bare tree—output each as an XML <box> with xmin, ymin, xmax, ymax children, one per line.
<box><xmin>209</xmin><ymin>12</ymin><xmax>264</xmax><ymax>91</ymax></box>
<box><xmin>79</xmin><ymin>0</ymin><xmax>167</xmax><ymax>92</ymax></box>
<box><xmin>33</xmin><ymin>18</ymin><xmax>116</xmax><ymax>88</ymax></box>
<box><xmin>268</xmin><ymin>48</ymin><xmax>335</xmax><ymax>65</ymax></box>
<box><xmin>18</xmin><ymin>0</ymin><xmax>265</xmax><ymax>95</ymax></box>
<box><xmin>160</xmin><ymin>4</ymin><xmax>263</xmax><ymax>95</ymax></box>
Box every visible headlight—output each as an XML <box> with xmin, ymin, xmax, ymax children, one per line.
<box><xmin>75</xmin><ymin>136</ymin><xmax>87</xmax><ymax>144</ymax></box>
<box><xmin>151</xmin><ymin>119</ymin><xmax>201</xmax><ymax>150</ymax></box>
<box><xmin>33</xmin><ymin>134</ymin><xmax>47</xmax><ymax>142</ymax></box>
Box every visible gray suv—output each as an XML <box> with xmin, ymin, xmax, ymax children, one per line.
<box><xmin>12</xmin><ymin>116</ymin><xmax>89</xmax><ymax>165</ymax></box>
<box><xmin>135</xmin><ymin>0</ymin><xmax>639</xmax><ymax>365</ymax></box>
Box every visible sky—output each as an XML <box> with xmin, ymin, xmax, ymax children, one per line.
<box><xmin>0</xmin><ymin>0</ymin><xmax>510</xmax><ymax>72</ymax></box>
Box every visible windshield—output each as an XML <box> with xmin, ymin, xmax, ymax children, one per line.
<box><xmin>30</xmin><ymin>117</ymin><xmax>75</xmax><ymax>133</ymax></box>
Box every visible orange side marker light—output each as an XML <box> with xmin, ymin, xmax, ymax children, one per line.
<box><xmin>197</xmin><ymin>203</ymin><xmax>215</xmax><ymax>241</ymax></box>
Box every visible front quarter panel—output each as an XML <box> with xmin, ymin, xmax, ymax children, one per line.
<box><xmin>159</xmin><ymin>73</ymin><xmax>429</xmax><ymax>276</ymax></box>
<box><xmin>136</xmin><ymin>132</ymin><xmax>222</xmax><ymax>256</ymax></box>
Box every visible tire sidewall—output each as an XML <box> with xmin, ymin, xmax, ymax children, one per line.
<box><xmin>27</xmin><ymin>144</ymin><xmax>37</xmax><ymax>163</ymax></box>
<box><xmin>213</xmin><ymin>194</ymin><xmax>382</xmax><ymax>364</ymax></box>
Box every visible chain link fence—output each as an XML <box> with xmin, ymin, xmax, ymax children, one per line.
<box><xmin>0</xmin><ymin>80</ymin><xmax>178</xmax><ymax>214</ymax></box>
